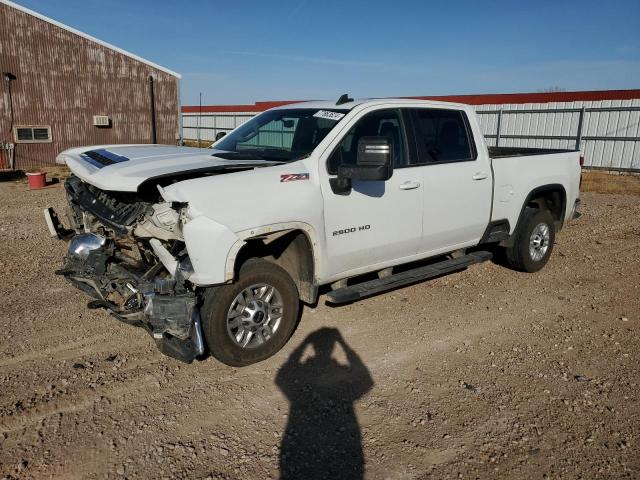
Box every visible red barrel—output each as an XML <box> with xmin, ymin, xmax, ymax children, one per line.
<box><xmin>26</xmin><ymin>172</ymin><xmax>47</xmax><ymax>189</ymax></box>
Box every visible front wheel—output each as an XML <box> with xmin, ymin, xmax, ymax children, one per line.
<box><xmin>201</xmin><ymin>259</ymin><xmax>300</xmax><ymax>367</ymax></box>
<box><xmin>504</xmin><ymin>208</ymin><xmax>556</xmax><ymax>273</ymax></box>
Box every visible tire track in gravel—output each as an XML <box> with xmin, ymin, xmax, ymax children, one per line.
<box><xmin>0</xmin><ymin>379</ymin><xmax>153</xmax><ymax>434</ymax></box>
<box><xmin>0</xmin><ymin>333</ymin><xmax>116</xmax><ymax>368</ymax></box>
<box><xmin>0</xmin><ymin>352</ymin><xmax>274</xmax><ymax>434</ymax></box>
<box><xmin>0</xmin><ymin>365</ymin><xmax>160</xmax><ymax>433</ymax></box>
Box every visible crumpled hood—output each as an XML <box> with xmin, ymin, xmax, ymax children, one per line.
<box><xmin>57</xmin><ymin>144</ymin><xmax>278</xmax><ymax>192</ymax></box>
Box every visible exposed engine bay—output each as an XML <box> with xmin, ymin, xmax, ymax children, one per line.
<box><xmin>48</xmin><ymin>175</ymin><xmax>205</xmax><ymax>363</ymax></box>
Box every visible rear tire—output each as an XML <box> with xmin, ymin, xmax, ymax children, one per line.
<box><xmin>504</xmin><ymin>208</ymin><xmax>555</xmax><ymax>273</ymax></box>
<box><xmin>201</xmin><ymin>259</ymin><xmax>300</xmax><ymax>367</ymax></box>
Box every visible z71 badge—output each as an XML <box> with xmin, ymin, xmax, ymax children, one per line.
<box><xmin>280</xmin><ymin>173</ymin><xmax>310</xmax><ymax>182</ymax></box>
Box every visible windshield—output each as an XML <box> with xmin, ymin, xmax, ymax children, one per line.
<box><xmin>213</xmin><ymin>108</ymin><xmax>348</xmax><ymax>161</ymax></box>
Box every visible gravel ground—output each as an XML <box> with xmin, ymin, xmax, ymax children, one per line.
<box><xmin>0</xmin><ymin>179</ymin><xmax>639</xmax><ymax>479</ymax></box>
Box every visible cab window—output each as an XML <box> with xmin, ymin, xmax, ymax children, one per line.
<box><xmin>411</xmin><ymin>109</ymin><xmax>475</xmax><ymax>163</ymax></box>
<box><xmin>328</xmin><ymin>109</ymin><xmax>408</xmax><ymax>174</ymax></box>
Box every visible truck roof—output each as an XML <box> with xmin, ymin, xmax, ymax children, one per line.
<box><xmin>274</xmin><ymin>98</ymin><xmax>470</xmax><ymax>111</ymax></box>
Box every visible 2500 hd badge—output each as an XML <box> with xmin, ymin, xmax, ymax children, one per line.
<box><xmin>333</xmin><ymin>225</ymin><xmax>371</xmax><ymax>236</ymax></box>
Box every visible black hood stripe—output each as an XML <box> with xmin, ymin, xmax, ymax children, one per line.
<box><xmin>81</xmin><ymin>149</ymin><xmax>130</xmax><ymax>168</ymax></box>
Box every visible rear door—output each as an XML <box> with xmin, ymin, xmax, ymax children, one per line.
<box><xmin>408</xmin><ymin>107</ymin><xmax>492</xmax><ymax>254</ymax></box>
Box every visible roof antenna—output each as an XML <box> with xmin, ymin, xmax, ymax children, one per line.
<box><xmin>336</xmin><ymin>93</ymin><xmax>353</xmax><ymax>105</ymax></box>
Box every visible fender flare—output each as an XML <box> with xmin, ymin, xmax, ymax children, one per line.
<box><xmin>223</xmin><ymin>222</ymin><xmax>322</xmax><ymax>283</ymax></box>
<box><xmin>514</xmin><ymin>183</ymin><xmax>567</xmax><ymax>234</ymax></box>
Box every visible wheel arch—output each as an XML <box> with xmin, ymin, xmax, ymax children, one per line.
<box><xmin>515</xmin><ymin>183</ymin><xmax>567</xmax><ymax>234</ymax></box>
<box><xmin>224</xmin><ymin>224</ymin><xmax>320</xmax><ymax>304</ymax></box>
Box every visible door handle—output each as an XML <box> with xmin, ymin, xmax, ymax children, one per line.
<box><xmin>399</xmin><ymin>180</ymin><xmax>421</xmax><ymax>190</ymax></box>
<box><xmin>472</xmin><ymin>172</ymin><xmax>489</xmax><ymax>180</ymax></box>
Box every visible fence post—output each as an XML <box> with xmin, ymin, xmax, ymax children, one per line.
<box><xmin>575</xmin><ymin>107</ymin><xmax>585</xmax><ymax>152</ymax></box>
<box><xmin>495</xmin><ymin>109</ymin><xmax>503</xmax><ymax>147</ymax></box>
<box><xmin>197</xmin><ymin>92</ymin><xmax>202</xmax><ymax>147</ymax></box>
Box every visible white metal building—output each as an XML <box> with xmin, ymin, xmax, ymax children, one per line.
<box><xmin>182</xmin><ymin>90</ymin><xmax>640</xmax><ymax>172</ymax></box>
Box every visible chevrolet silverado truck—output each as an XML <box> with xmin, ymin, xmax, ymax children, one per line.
<box><xmin>46</xmin><ymin>96</ymin><xmax>582</xmax><ymax>366</ymax></box>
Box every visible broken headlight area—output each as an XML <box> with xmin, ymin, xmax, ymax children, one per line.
<box><xmin>50</xmin><ymin>176</ymin><xmax>203</xmax><ymax>363</ymax></box>
<box><xmin>56</xmin><ymin>232</ymin><xmax>204</xmax><ymax>363</ymax></box>
<box><xmin>61</xmin><ymin>175</ymin><xmax>187</xmax><ymax>241</ymax></box>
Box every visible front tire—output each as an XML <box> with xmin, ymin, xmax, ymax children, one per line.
<box><xmin>201</xmin><ymin>259</ymin><xmax>300</xmax><ymax>367</ymax></box>
<box><xmin>505</xmin><ymin>208</ymin><xmax>556</xmax><ymax>273</ymax></box>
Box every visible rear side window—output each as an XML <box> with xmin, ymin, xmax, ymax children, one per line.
<box><xmin>411</xmin><ymin>109</ymin><xmax>475</xmax><ymax>163</ymax></box>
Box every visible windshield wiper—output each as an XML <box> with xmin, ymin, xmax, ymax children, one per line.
<box><xmin>213</xmin><ymin>150</ymin><xmax>289</xmax><ymax>162</ymax></box>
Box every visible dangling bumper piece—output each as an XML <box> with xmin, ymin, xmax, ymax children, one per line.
<box><xmin>53</xmin><ymin>226</ymin><xmax>205</xmax><ymax>363</ymax></box>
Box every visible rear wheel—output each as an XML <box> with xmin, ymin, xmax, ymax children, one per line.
<box><xmin>201</xmin><ymin>259</ymin><xmax>300</xmax><ymax>367</ymax></box>
<box><xmin>504</xmin><ymin>208</ymin><xmax>555</xmax><ymax>272</ymax></box>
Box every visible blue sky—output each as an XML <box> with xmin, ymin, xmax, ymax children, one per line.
<box><xmin>13</xmin><ymin>0</ymin><xmax>640</xmax><ymax>105</ymax></box>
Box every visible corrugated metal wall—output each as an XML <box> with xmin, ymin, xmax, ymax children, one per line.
<box><xmin>476</xmin><ymin>99</ymin><xmax>640</xmax><ymax>171</ymax></box>
<box><xmin>0</xmin><ymin>2</ymin><xmax>180</xmax><ymax>169</ymax></box>
<box><xmin>182</xmin><ymin>113</ymin><xmax>255</xmax><ymax>142</ymax></box>
<box><xmin>183</xmin><ymin>97</ymin><xmax>640</xmax><ymax>172</ymax></box>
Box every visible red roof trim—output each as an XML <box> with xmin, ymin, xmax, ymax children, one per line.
<box><xmin>181</xmin><ymin>100</ymin><xmax>299</xmax><ymax>113</ymax></box>
<box><xmin>407</xmin><ymin>89</ymin><xmax>640</xmax><ymax>106</ymax></box>
<box><xmin>181</xmin><ymin>89</ymin><xmax>640</xmax><ymax>113</ymax></box>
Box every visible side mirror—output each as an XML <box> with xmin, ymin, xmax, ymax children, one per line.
<box><xmin>215</xmin><ymin>131</ymin><xmax>226</xmax><ymax>141</ymax></box>
<box><xmin>338</xmin><ymin>137</ymin><xmax>393</xmax><ymax>181</ymax></box>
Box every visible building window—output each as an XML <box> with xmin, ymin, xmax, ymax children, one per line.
<box><xmin>14</xmin><ymin>126</ymin><xmax>52</xmax><ymax>143</ymax></box>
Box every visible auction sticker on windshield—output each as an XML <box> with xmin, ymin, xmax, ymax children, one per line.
<box><xmin>313</xmin><ymin>110</ymin><xmax>345</xmax><ymax>121</ymax></box>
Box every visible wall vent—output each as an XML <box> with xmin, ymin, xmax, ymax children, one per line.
<box><xmin>93</xmin><ymin>115</ymin><xmax>110</xmax><ymax>127</ymax></box>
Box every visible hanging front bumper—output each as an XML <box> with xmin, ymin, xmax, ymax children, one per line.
<box><xmin>47</xmin><ymin>207</ymin><xmax>206</xmax><ymax>364</ymax></box>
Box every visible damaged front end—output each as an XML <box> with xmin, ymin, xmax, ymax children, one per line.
<box><xmin>46</xmin><ymin>175</ymin><xmax>205</xmax><ymax>363</ymax></box>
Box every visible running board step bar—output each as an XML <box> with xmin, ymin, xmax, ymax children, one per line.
<box><xmin>326</xmin><ymin>251</ymin><xmax>493</xmax><ymax>304</ymax></box>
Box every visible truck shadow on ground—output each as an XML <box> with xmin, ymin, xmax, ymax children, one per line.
<box><xmin>275</xmin><ymin>327</ymin><xmax>374</xmax><ymax>480</ymax></box>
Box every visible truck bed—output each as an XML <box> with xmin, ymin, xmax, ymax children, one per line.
<box><xmin>489</xmin><ymin>147</ymin><xmax>581</xmax><ymax>232</ymax></box>
<box><xmin>488</xmin><ymin>146</ymin><xmax>575</xmax><ymax>159</ymax></box>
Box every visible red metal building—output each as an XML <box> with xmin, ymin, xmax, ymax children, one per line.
<box><xmin>0</xmin><ymin>0</ymin><xmax>181</xmax><ymax>170</ymax></box>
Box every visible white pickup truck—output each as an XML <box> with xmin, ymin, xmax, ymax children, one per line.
<box><xmin>47</xmin><ymin>96</ymin><xmax>581</xmax><ymax>366</ymax></box>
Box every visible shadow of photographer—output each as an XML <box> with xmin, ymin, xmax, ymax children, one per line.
<box><xmin>275</xmin><ymin>327</ymin><xmax>374</xmax><ymax>480</ymax></box>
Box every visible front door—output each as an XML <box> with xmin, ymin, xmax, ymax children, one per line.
<box><xmin>320</xmin><ymin>108</ymin><xmax>423</xmax><ymax>278</ymax></box>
